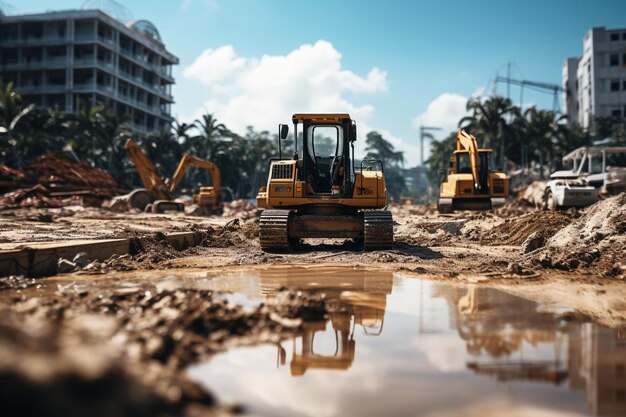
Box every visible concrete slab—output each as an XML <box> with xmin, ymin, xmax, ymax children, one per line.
<box><xmin>0</xmin><ymin>231</ymin><xmax>203</xmax><ymax>278</ymax></box>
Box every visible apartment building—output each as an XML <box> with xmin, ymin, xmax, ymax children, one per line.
<box><xmin>563</xmin><ymin>27</ymin><xmax>626</xmax><ymax>129</ymax></box>
<box><xmin>0</xmin><ymin>9</ymin><xmax>178</xmax><ymax>132</ymax></box>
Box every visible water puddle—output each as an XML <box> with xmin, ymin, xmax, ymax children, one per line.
<box><xmin>43</xmin><ymin>266</ymin><xmax>626</xmax><ymax>416</ymax></box>
<box><xmin>173</xmin><ymin>266</ymin><xmax>625</xmax><ymax>417</ymax></box>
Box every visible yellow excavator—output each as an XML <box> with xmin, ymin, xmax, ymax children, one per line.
<box><xmin>437</xmin><ymin>129</ymin><xmax>508</xmax><ymax>213</ymax></box>
<box><xmin>122</xmin><ymin>138</ymin><xmax>221</xmax><ymax>214</ymax></box>
<box><xmin>257</xmin><ymin>113</ymin><xmax>393</xmax><ymax>251</ymax></box>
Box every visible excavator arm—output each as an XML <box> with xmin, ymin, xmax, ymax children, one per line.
<box><xmin>457</xmin><ymin>129</ymin><xmax>482</xmax><ymax>190</ymax></box>
<box><xmin>125</xmin><ymin>138</ymin><xmax>172</xmax><ymax>201</ymax></box>
<box><xmin>169</xmin><ymin>154</ymin><xmax>221</xmax><ymax>200</ymax></box>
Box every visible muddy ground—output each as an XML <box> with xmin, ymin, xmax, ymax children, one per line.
<box><xmin>0</xmin><ymin>194</ymin><xmax>625</xmax><ymax>416</ymax></box>
<box><xmin>2</xmin><ymin>193</ymin><xmax>623</xmax><ymax>279</ymax></box>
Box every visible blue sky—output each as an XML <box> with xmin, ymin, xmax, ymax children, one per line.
<box><xmin>9</xmin><ymin>0</ymin><xmax>626</xmax><ymax>163</ymax></box>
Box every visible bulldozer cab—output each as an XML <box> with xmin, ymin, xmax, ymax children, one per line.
<box><xmin>285</xmin><ymin>114</ymin><xmax>356</xmax><ymax>196</ymax></box>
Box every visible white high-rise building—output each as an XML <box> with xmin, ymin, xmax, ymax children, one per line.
<box><xmin>563</xmin><ymin>27</ymin><xmax>626</xmax><ymax>129</ymax></box>
<box><xmin>0</xmin><ymin>9</ymin><xmax>178</xmax><ymax>133</ymax></box>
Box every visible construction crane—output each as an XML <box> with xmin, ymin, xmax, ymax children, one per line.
<box><xmin>494</xmin><ymin>76</ymin><xmax>564</xmax><ymax>114</ymax></box>
<box><xmin>419</xmin><ymin>125</ymin><xmax>442</xmax><ymax>166</ymax></box>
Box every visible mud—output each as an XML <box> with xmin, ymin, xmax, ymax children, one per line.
<box><xmin>3</xmin><ymin>266</ymin><xmax>625</xmax><ymax>417</ymax></box>
<box><xmin>0</xmin><ymin>188</ymin><xmax>625</xmax><ymax>416</ymax></box>
<box><xmin>0</xmin><ymin>279</ymin><xmax>327</xmax><ymax>417</ymax></box>
<box><xmin>2</xmin><ymin>194</ymin><xmax>624</xmax><ymax>280</ymax></box>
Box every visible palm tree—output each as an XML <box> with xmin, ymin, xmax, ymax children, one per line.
<box><xmin>364</xmin><ymin>131</ymin><xmax>405</xmax><ymax>201</ymax></box>
<box><xmin>364</xmin><ymin>131</ymin><xmax>404</xmax><ymax>166</ymax></box>
<box><xmin>426</xmin><ymin>132</ymin><xmax>457</xmax><ymax>184</ymax></box>
<box><xmin>459</xmin><ymin>96</ymin><xmax>516</xmax><ymax>169</ymax></box>
<box><xmin>194</xmin><ymin>113</ymin><xmax>231</xmax><ymax>161</ymax></box>
<box><xmin>516</xmin><ymin>107</ymin><xmax>571</xmax><ymax>177</ymax></box>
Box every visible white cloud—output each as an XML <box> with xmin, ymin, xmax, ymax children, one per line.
<box><xmin>182</xmin><ymin>40</ymin><xmax>391</xmax><ymax>158</ymax></box>
<box><xmin>410</xmin><ymin>92</ymin><xmax>477</xmax><ymax>163</ymax></box>
<box><xmin>411</xmin><ymin>92</ymin><xmax>469</xmax><ymax>134</ymax></box>
<box><xmin>183</xmin><ymin>46</ymin><xmax>246</xmax><ymax>85</ymax></box>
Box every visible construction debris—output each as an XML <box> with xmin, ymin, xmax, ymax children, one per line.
<box><xmin>0</xmin><ymin>154</ymin><xmax>124</xmax><ymax>209</ymax></box>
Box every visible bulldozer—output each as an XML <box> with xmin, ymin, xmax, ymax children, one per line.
<box><xmin>437</xmin><ymin>129</ymin><xmax>508</xmax><ymax>213</ymax></box>
<box><xmin>257</xmin><ymin>113</ymin><xmax>392</xmax><ymax>251</ymax></box>
<box><xmin>118</xmin><ymin>138</ymin><xmax>221</xmax><ymax>214</ymax></box>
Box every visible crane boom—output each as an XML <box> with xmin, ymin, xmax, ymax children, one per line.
<box><xmin>494</xmin><ymin>76</ymin><xmax>563</xmax><ymax>93</ymax></box>
<box><xmin>457</xmin><ymin>130</ymin><xmax>481</xmax><ymax>189</ymax></box>
<box><xmin>125</xmin><ymin>138</ymin><xmax>172</xmax><ymax>201</ymax></box>
<box><xmin>169</xmin><ymin>154</ymin><xmax>221</xmax><ymax>199</ymax></box>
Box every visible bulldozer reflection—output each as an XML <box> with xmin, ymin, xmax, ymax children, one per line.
<box><xmin>254</xmin><ymin>268</ymin><xmax>391</xmax><ymax>376</ymax></box>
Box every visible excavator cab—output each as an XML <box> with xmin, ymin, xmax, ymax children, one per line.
<box><xmin>258</xmin><ymin>114</ymin><xmax>393</xmax><ymax>252</ymax></box>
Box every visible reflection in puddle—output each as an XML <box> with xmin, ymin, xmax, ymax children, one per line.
<box><xmin>181</xmin><ymin>267</ymin><xmax>626</xmax><ymax>417</ymax></box>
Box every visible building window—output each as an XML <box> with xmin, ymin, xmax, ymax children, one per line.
<box><xmin>610</xmin><ymin>54</ymin><xmax>619</xmax><ymax>66</ymax></box>
<box><xmin>623</xmin><ymin>32</ymin><xmax>626</xmax><ymax>40</ymax></box>
<box><xmin>612</xmin><ymin>109</ymin><xmax>621</xmax><ymax>117</ymax></box>
<box><xmin>611</xmin><ymin>33</ymin><xmax>620</xmax><ymax>41</ymax></box>
<box><xmin>623</xmin><ymin>80</ymin><xmax>626</xmax><ymax>91</ymax></box>
<box><xmin>611</xmin><ymin>80</ymin><xmax>620</xmax><ymax>91</ymax></box>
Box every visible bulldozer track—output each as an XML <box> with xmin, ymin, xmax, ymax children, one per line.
<box><xmin>259</xmin><ymin>209</ymin><xmax>292</xmax><ymax>252</ymax></box>
<box><xmin>363</xmin><ymin>210</ymin><xmax>393</xmax><ymax>251</ymax></box>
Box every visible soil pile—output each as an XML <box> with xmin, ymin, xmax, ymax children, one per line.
<box><xmin>531</xmin><ymin>193</ymin><xmax>626</xmax><ymax>274</ymax></box>
<box><xmin>24</xmin><ymin>153</ymin><xmax>119</xmax><ymax>189</ymax></box>
<box><xmin>519</xmin><ymin>181</ymin><xmax>547</xmax><ymax>209</ymax></box>
<box><xmin>0</xmin><ymin>284</ymin><xmax>328</xmax><ymax>417</ymax></box>
<box><xmin>480</xmin><ymin>211</ymin><xmax>572</xmax><ymax>246</ymax></box>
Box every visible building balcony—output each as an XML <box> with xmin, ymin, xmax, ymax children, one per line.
<box><xmin>16</xmin><ymin>83</ymin><xmax>66</xmax><ymax>94</ymax></box>
<box><xmin>0</xmin><ymin>35</ymin><xmax>69</xmax><ymax>46</ymax></box>
<box><xmin>72</xmin><ymin>57</ymin><xmax>116</xmax><ymax>71</ymax></box>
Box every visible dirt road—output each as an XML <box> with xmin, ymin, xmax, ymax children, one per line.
<box><xmin>0</xmin><ymin>194</ymin><xmax>625</xmax><ymax>416</ymax></box>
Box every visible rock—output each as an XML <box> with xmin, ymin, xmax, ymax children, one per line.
<box><xmin>521</xmin><ymin>232</ymin><xmax>546</xmax><ymax>254</ymax></box>
<box><xmin>73</xmin><ymin>252</ymin><xmax>92</xmax><ymax>268</ymax></box>
<box><xmin>57</xmin><ymin>258</ymin><xmax>77</xmax><ymax>273</ymax></box>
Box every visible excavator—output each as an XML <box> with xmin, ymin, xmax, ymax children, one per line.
<box><xmin>257</xmin><ymin>113</ymin><xmax>393</xmax><ymax>251</ymax></box>
<box><xmin>120</xmin><ymin>138</ymin><xmax>221</xmax><ymax>214</ymax></box>
<box><xmin>437</xmin><ymin>129</ymin><xmax>508</xmax><ymax>213</ymax></box>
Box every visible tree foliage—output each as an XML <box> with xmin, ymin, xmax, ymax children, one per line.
<box><xmin>364</xmin><ymin>131</ymin><xmax>406</xmax><ymax>201</ymax></box>
<box><xmin>426</xmin><ymin>95</ymin><xmax>626</xmax><ymax>183</ymax></box>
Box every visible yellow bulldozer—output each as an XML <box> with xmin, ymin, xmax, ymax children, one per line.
<box><xmin>437</xmin><ymin>129</ymin><xmax>508</xmax><ymax>213</ymax></box>
<box><xmin>257</xmin><ymin>113</ymin><xmax>392</xmax><ymax>251</ymax></box>
<box><xmin>118</xmin><ymin>138</ymin><xmax>221</xmax><ymax>214</ymax></box>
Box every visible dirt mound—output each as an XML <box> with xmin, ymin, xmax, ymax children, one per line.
<box><xmin>395</xmin><ymin>218</ymin><xmax>463</xmax><ymax>247</ymax></box>
<box><xmin>24</xmin><ymin>154</ymin><xmax>119</xmax><ymax>189</ymax></box>
<box><xmin>531</xmin><ymin>193</ymin><xmax>626</xmax><ymax>273</ymax></box>
<box><xmin>518</xmin><ymin>181</ymin><xmax>547</xmax><ymax>209</ymax></box>
<box><xmin>481</xmin><ymin>211</ymin><xmax>572</xmax><ymax>245</ymax></box>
